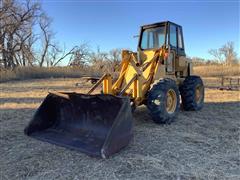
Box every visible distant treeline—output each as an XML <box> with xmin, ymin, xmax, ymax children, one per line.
<box><xmin>192</xmin><ymin>41</ymin><xmax>239</xmax><ymax>66</ymax></box>
<box><xmin>0</xmin><ymin>0</ymin><xmax>239</xmax><ymax>73</ymax></box>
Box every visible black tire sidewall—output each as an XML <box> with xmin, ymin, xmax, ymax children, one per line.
<box><xmin>180</xmin><ymin>76</ymin><xmax>204</xmax><ymax>111</ymax></box>
<box><xmin>147</xmin><ymin>79</ymin><xmax>180</xmax><ymax>124</ymax></box>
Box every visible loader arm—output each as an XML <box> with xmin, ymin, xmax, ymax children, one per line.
<box><xmin>87</xmin><ymin>48</ymin><xmax>167</xmax><ymax>106</ymax></box>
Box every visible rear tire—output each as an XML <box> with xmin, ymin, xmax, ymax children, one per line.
<box><xmin>179</xmin><ymin>76</ymin><xmax>204</xmax><ymax>111</ymax></box>
<box><xmin>147</xmin><ymin>79</ymin><xmax>180</xmax><ymax>124</ymax></box>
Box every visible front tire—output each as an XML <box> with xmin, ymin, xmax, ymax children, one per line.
<box><xmin>147</xmin><ymin>79</ymin><xmax>180</xmax><ymax>124</ymax></box>
<box><xmin>179</xmin><ymin>76</ymin><xmax>204</xmax><ymax>111</ymax></box>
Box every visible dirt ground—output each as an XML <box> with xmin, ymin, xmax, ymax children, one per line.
<box><xmin>1</xmin><ymin>78</ymin><xmax>239</xmax><ymax>180</ymax></box>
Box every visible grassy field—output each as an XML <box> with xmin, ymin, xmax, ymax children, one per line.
<box><xmin>1</xmin><ymin>64</ymin><xmax>239</xmax><ymax>83</ymax></box>
<box><xmin>193</xmin><ymin>64</ymin><xmax>240</xmax><ymax>77</ymax></box>
<box><xmin>0</xmin><ymin>67</ymin><xmax>98</xmax><ymax>82</ymax></box>
<box><xmin>0</xmin><ymin>78</ymin><xmax>239</xmax><ymax>179</ymax></box>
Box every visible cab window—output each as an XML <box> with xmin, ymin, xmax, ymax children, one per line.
<box><xmin>178</xmin><ymin>27</ymin><xmax>183</xmax><ymax>48</ymax></box>
<box><xmin>141</xmin><ymin>26</ymin><xmax>165</xmax><ymax>50</ymax></box>
<box><xmin>169</xmin><ymin>24</ymin><xmax>177</xmax><ymax>47</ymax></box>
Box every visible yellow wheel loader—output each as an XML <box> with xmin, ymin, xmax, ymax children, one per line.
<box><xmin>25</xmin><ymin>21</ymin><xmax>204</xmax><ymax>158</ymax></box>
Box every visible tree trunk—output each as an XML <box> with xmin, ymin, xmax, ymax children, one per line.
<box><xmin>0</xmin><ymin>30</ymin><xmax>7</xmax><ymax>68</ymax></box>
<box><xmin>7</xmin><ymin>34</ymin><xmax>14</xmax><ymax>68</ymax></box>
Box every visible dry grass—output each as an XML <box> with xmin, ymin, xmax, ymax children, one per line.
<box><xmin>0</xmin><ymin>78</ymin><xmax>240</xmax><ymax>179</ymax></box>
<box><xmin>1</xmin><ymin>64</ymin><xmax>239</xmax><ymax>83</ymax></box>
<box><xmin>193</xmin><ymin>64</ymin><xmax>240</xmax><ymax>77</ymax></box>
<box><xmin>0</xmin><ymin>66</ymin><xmax>100</xmax><ymax>83</ymax></box>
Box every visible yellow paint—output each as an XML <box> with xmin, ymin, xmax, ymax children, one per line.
<box><xmin>88</xmin><ymin>47</ymin><xmax>173</xmax><ymax>107</ymax></box>
<box><xmin>103</xmin><ymin>75</ymin><xmax>112</xmax><ymax>94</ymax></box>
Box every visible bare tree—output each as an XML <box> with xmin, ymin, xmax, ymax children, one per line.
<box><xmin>209</xmin><ymin>41</ymin><xmax>238</xmax><ymax>65</ymax></box>
<box><xmin>68</xmin><ymin>43</ymin><xmax>91</xmax><ymax>67</ymax></box>
<box><xmin>89</xmin><ymin>47</ymin><xmax>109</xmax><ymax>71</ymax></box>
<box><xmin>219</xmin><ymin>42</ymin><xmax>237</xmax><ymax>65</ymax></box>
<box><xmin>88</xmin><ymin>47</ymin><xmax>122</xmax><ymax>73</ymax></box>
<box><xmin>0</xmin><ymin>1</ymin><xmax>92</xmax><ymax>69</ymax></box>
<box><xmin>109</xmin><ymin>48</ymin><xmax>121</xmax><ymax>62</ymax></box>
<box><xmin>0</xmin><ymin>0</ymin><xmax>40</xmax><ymax>69</ymax></box>
<box><xmin>208</xmin><ymin>49</ymin><xmax>224</xmax><ymax>63</ymax></box>
<box><xmin>49</xmin><ymin>44</ymin><xmax>78</xmax><ymax>66</ymax></box>
<box><xmin>38</xmin><ymin>13</ymin><xmax>53</xmax><ymax>67</ymax></box>
<box><xmin>108</xmin><ymin>48</ymin><xmax>121</xmax><ymax>72</ymax></box>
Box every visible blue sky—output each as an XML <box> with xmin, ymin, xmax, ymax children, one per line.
<box><xmin>41</xmin><ymin>0</ymin><xmax>239</xmax><ymax>60</ymax></box>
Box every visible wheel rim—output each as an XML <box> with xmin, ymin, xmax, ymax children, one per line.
<box><xmin>166</xmin><ymin>89</ymin><xmax>177</xmax><ymax>114</ymax></box>
<box><xmin>195</xmin><ymin>85</ymin><xmax>203</xmax><ymax>104</ymax></box>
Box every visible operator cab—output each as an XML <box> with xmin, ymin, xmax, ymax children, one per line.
<box><xmin>137</xmin><ymin>21</ymin><xmax>187</xmax><ymax>74</ymax></box>
<box><xmin>138</xmin><ymin>21</ymin><xmax>186</xmax><ymax>57</ymax></box>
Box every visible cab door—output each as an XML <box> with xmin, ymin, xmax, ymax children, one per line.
<box><xmin>167</xmin><ymin>23</ymin><xmax>178</xmax><ymax>73</ymax></box>
<box><xmin>167</xmin><ymin>23</ymin><xmax>185</xmax><ymax>73</ymax></box>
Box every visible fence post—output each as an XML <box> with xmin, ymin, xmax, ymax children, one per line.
<box><xmin>221</xmin><ymin>76</ymin><xmax>224</xmax><ymax>87</ymax></box>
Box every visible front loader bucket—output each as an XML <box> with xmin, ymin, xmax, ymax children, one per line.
<box><xmin>24</xmin><ymin>92</ymin><xmax>133</xmax><ymax>158</ymax></box>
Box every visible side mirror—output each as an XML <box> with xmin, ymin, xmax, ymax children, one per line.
<box><xmin>133</xmin><ymin>35</ymin><xmax>139</xmax><ymax>38</ymax></box>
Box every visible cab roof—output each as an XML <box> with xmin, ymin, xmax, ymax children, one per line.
<box><xmin>141</xmin><ymin>21</ymin><xmax>181</xmax><ymax>29</ymax></box>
